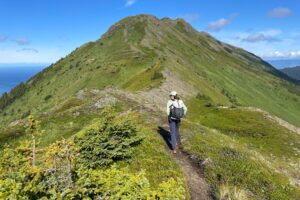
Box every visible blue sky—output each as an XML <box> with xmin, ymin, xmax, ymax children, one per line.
<box><xmin>0</xmin><ymin>0</ymin><xmax>299</xmax><ymax>64</ymax></box>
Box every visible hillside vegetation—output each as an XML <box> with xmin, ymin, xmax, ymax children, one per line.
<box><xmin>0</xmin><ymin>14</ymin><xmax>300</xmax><ymax>199</ymax></box>
<box><xmin>0</xmin><ymin>15</ymin><xmax>299</xmax><ymax>127</ymax></box>
<box><xmin>281</xmin><ymin>66</ymin><xmax>300</xmax><ymax>81</ymax></box>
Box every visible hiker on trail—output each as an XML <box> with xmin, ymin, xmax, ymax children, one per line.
<box><xmin>167</xmin><ymin>91</ymin><xmax>187</xmax><ymax>154</ymax></box>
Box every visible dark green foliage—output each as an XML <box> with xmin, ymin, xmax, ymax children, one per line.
<box><xmin>221</xmin><ymin>88</ymin><xmax>239</xmax><ymax>105</ymax></box>
<box><xmin>0</xmin><ymin>108</ymin><xmax>185</xmax><ymax>199</ymax></box>
<box><xmin>22</xmin><ymin>110</ymin><xmax>31</xmax><ymax>118</ymax></box>
<box><xmin>196</xmin><ymin>93</ymin><xmax>213</xmax><ymax>107</ymax></box>
<box><xmin>151</xmin><ymin>71</ymin><xmax>163</xmax><ymax>80</ymax></box>
<box><xmin>75</xmin><ymin>108</ymin><xmax>143</xmax><ymax>168</ymax></box>
<box><xmin>0</xmin><ymin>82</ymin><xmax>27</xmax><ymax>110</ymax></box>
<box><xmin>44</xmin><ymin>94</ymin><xmax>52</xmax><ymax>101</ymax></box>
<box><xmin>196</xmin><ymin>92</ymin><xmax>211</xmax><ymax>101</ymax></box>
<box><xmin>54</xmin><ymin>98</ymin><xmax>83</xmax><ymax>113</ymax></box>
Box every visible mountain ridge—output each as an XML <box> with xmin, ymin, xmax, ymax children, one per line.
<box><xmin>281</xmin><ymin>66</ymin><xmax>300</xmax><ymax>80</ymax></box>
<box><xmin>1</xmin><ymin>14</ymin><xmax>300</xmax><ymax>126</ymax></box>
<box><xmin>1</xmin><ymin>14</ymin><xmax>300</xmax><ymax>199</ymax></box>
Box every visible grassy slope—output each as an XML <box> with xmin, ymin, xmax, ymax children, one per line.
<box><xmin>181</xmin><ymin>96</ymin><xmax>300</xmax><ymax>199</ymax></box>
<box><xmin>0</xmin><ymin>16</ymin><xmax>159</xmax><ymax>126</ymax></box>
<box><xmin>1</xmin><ymin>92</ymin><xmax>189</xmax><ymax>198</ymax></box>
<box><xmin>0</xmin><ymin>14</ymin><xmax>300</xmax><ymax>199</ymax></box>
<box><xmin>152</xmin><ymin>19</ymin><xmax>300</xmax><ymax>127</ymax></box>
<box><xmin>1</xmin><ymin>15</ymin><xmax>299</xmax><ymax>128</ymax></box>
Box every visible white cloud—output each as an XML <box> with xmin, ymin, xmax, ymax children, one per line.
<box><xmin>17</xmin><ymin>48</ymin><xmax>39</xmax><ymax>53</ymax></box>
<box><xmin>0</xmin><ymin>35</ymin><xmax>8</xmax><ymax>42</ymax></box>
<box><xmin>262</xmin><ymin>50</ymin><xmax>300</xmax><ymax>59</ymax></box>
<box><xmin>177</xmin><ymin>14</ymin><xmax>200</xmax><ymax>22</ymax></box>
<box><xmin>13</xmin><ymin>37</ymin><xmax>30</xmax><ymax>45</ymax></box>
<box><xmin>125</xmin><ymin>0</ymin><xmax>136</xmax><ymax>7</ymax></box>
<box><xmin>207</xmin><ymin>13</ymin><xmax>239</xmax><ymax>32</ymax></box>
<box><xmin>209</xmin><ymin>29</ymin><xmax>300</xmax><ymax>60</ymax></box>
<box><xmin>268</xmin><ymin>7</ymin><xmax>293</xmax><ymax>18</ymax></box>
<box><xmin>240</xmin><ymin>29</ymin><xmax>282</xmax><ymax>43</ymax></box>
<box><xmin>207</xmin><ymin>18</ymin><xmax>230</xmax><ymax>31</ymax></box>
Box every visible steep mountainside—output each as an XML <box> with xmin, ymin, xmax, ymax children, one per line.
<box><xmin>281</xmin><ymin>66</ymin><xmax>300</xmax><ymax>80</ymax></box>
<box><xmin>1</xmin><ymin>15</ymin><xmax>300</xmax><ymax>199</ymax></box>
<box><xmin>0</xmin><ymin>14</ymin><xmax>299</xmax><ymax>127</ymax></box>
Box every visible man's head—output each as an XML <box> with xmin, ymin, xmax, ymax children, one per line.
<box><xmin>169</xmin><ymin>91</ymin><xmax>177</xmax><ymax>100</ymax></box>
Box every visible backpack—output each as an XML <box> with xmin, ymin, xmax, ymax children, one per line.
<box><xmin>169</xmin><ymin>100</ymin><xmax>184</xmax><ymax>120</ymax></box>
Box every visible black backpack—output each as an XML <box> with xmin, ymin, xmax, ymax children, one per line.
<box><xmin>169</xmin><ymin>100</ymin><xmax>184</xmax><ymax>120</ymax></box>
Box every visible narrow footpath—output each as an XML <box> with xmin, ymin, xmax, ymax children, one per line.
<box><xmin>158</xmin><ymin>124</ymin><xmax>212</xmax><ymax>200</ymax></box>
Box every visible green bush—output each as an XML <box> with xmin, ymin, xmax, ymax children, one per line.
<box><xmin>0</xmin><ymin>82</ymin><xmax>27</xmax><ymax>110</ymax></box>
<box><xmin>0</xmin><ymin>143</ymin><xmax>185</xmax><ymax>199</ymax></box>
<box><xmin>75</xmin><ymin>108</ymin><xmax>143</xmax><ymax>168</ymax></box>
<box><xmin>151</xmin><ymin>71</ymin><xmax>163</xmax><ymax>80</ymax></box>
<box><xmin>65</xmin><ymin>165</ymin><xmax>185</xmax><ymax>199</ymax></box>
<box><xmin>0</xmin><ymin>108</ymin><xmax>185</xmax><ymax>199</ymax></box>
<box><xmin>44</xmin><ymin>94</ymin><xmax>52</xmax><ymax>101</ymax></box>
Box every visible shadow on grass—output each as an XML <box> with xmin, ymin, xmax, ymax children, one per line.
<box><xmin>157</xmin><ymin>126</ymin><xmax>172</xmax><ymax>150</ymax></box>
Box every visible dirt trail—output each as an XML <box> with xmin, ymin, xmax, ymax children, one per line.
<box><xmin>173</xmin><ymin>149</ymin><xmax>212</xmax><ymax>200</ymax></box>
<box><xmin>158</xmin><ymin>125</ymin><xmax>212</xmax><ymax>200</ymax></box>
<box><xmin>127</xmin><ymin>101</ymin><xmax>212</xmax><ymax>200</ymax></box>
<box><xmin>84</xmin><ymin>89</ymin><xmax>212</xmax><ymax>199</ymax></box>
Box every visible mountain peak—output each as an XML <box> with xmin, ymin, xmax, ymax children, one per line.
<box><xmin>1</xmin><ymin>14</ymin><xmax>299</xmax><ymax>129</ymax></box>
<box><xmin>101</xmin><ymin>14</ymin><xmax>196</xmax><ymax>39</ymax></box>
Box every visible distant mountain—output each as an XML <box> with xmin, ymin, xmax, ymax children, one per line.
<box><xmin>281</xmin><ymin>66</ymin><xmax>300</xmax><ymax>80</ymax></box>
<box><xmin>267</xmin><ymin>59</ymin><xmax>300</xmax><ymax>69</ymax></box>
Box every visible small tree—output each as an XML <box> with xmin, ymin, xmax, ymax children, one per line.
<box><xmin>75</xmin><ymin>107</ymin><xmax>143</xmax><ymax>168</ymax></box>
<box><xmin>26</xmin><ymin>115</ymin><xmax>42</xmax><ymax>167</ymax></box>
<box><xmin>45</xmin><ymin>139</ymin><xmax>77</xmax><ymax>191</ymax></box>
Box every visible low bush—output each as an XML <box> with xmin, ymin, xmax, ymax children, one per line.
<box><xmin>75</xmin><ymin>107</ymin><xmax>143</xmax><ymax>168</ymax></box>
<box><xmin>0</xmin><ymin>108</ymin><xmax>185</xmax><ymax>199</ymax></box>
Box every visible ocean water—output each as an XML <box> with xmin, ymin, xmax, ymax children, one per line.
<box><xmin>267</xmin><ymin>59</ymin><xmax>300</xmax><ymax>69</ymax></box>
<box><xmin>0</xmin><ymin>66</ymin><xmax>45</xmax><ymax>96</ymax></box>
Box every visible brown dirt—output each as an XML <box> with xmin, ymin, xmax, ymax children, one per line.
<box><xmin>75</xmin><ymin>87</ymin><xmax>212</xmax><ymax>199</ymax></box>
<box><xmin>158</xmin><ymin>124</ymin><xmax>212</xmax><ymax>200</ymax></box>
<box><xmin>117</xmin><ymin>88</ymin><xmax>212</xmax><ymax>200</ymax></box>
<box><xmin>173</xmin><ymin>150</ymin><xmax>212</xmax><ymax>200</ymax></box>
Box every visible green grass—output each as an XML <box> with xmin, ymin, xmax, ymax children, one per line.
<box><xmin>122</xmin><ymin>60</ymin><xmax>165</xmax><ymax>91</ymax></box>
<box><xmin>1</xmin><ymin>14</ymin><xmax>300</xmax><ymax>129</ymax></box>
<box><xmin>180</xmin><ymin>97</ymin><xmax>300</xmax><ymax>199</ymax></box>
<box><xmin>187</xmin><ymin>98</ymin><xmax>300</xmax><ymax>160</ymax></box>
<box><xmin>53</xmin><ymin>98</ymin><xmax>84</xmax><ymax>113</ymax></box>
<box><xmin>0</xmin><ymin>93</ymin><xmax>189</xmax><ymax>199</ymax></box>
<box><xmin>116</xmin><ymin>112</ymin><xmax>188</xmax><ymax>197</ymax></box>
<box><xmin>1</xmin><ymin>14</ymin><xmax>300</xmax><ymax>199</ymax></box>
<box><xmin>181</xmin><ymin>123</ymin><xmax>300</xmax><ymax>199</ymax></box>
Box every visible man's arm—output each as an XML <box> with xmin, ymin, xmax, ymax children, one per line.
<box><xmin>182</xmin><ymin>101</ymin><xmax>187</xmax><ymax>115</ymax></box>
<box><xmin>166</xmin><ymin>100</ymin><xmax>171</xmax><ymax>116</ymax></box>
